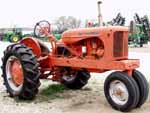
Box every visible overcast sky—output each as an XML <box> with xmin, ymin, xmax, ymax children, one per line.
<box><xmin>0</xmin><ymin>0</ymin><xmax>149</xmax><ymax>27</ymax></box>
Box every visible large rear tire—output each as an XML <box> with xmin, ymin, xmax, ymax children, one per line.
<box><xmin>104</xmin><ymin>71</ymin><xmax>140</xmax><ymax>112</ymax></box>
<box><xmin>132</xmin><ymin>70</ymin><xmax>149</xmax><ymax>108</ymax></box>
<box><xmin>1</xmin><ymin>43</ymin><xmax>40</xmax><ymax>100</ymax></box>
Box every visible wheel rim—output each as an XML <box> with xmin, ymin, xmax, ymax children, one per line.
<box><xmin>62</xmin><ymin>74</ymin><xmax>76</xmax><ymax>81</ymax></box>
<box><xmin>12</xmin><ymin>36</ymin><xmax>19</xmax><ymax>42</ymax></box>
<box><xmin>62</xmin><ymin>71</ymin><xmax>77</xmax><ymax>82</ymax></box>
<box><xmin>109</xmin><ymin>80</ymin><xmax>129</xmax><ymax>105</ymax></box>
<box><xmin>5</xmin><ymin>56</ymin><xmax>24</xmax><ymax>93</ymax></box>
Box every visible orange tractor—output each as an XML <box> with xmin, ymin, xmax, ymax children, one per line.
<box><xmin>1</xmin><ymin>20</ymin><xmax>148</xmax><ymax>111</ymax></box>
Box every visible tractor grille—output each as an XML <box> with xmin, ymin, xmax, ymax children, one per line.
<box><xmin>113</xmin><ymin>31</ymin><xmax>123</xmax><ymax>57</ymax></box>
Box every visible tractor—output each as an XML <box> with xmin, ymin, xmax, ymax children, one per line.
<box><xmin>1</xmin><ymin>20</ymin><xmax>148</xmax><ymax>112</ymax></box>
<box><xmin>0</xmin><ymin>27</ymin><xmax>33</xmax><ymax>43</ymax></box>
<box><xmin>0</xmin><ymin>26</ymin><xmax>61</xmax><ymax>42</ymax></box>
<box><xmin>6</xmin><ymin>28</ymin><xmax>23</xmax><ymax>42</ymax></box>
<box><xmin>129</xmin><ymin>13</ymin><xmax>150</xmax><ymax>47</ymax></box>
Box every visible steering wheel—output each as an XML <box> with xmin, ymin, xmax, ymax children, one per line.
<box><xmin>34</xmin><ymin>20</ymin><xmax>51</xmax><ymax>38</ymax></box>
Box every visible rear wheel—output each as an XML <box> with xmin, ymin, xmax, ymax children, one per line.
<box><xmin>2</xmin><ymin>43</ymin><xmax>40</xmax><ymax>100</ymax></box>
<box><xmin>10</xmin><ymin>35</ymin><xmax>21</xmax><ymax>43</ymax></box>
<box><xmin>61</xmin><ymin>69</ymin><xmax>90</xmax><ymax>89</ymax></box>
<box><xmin>132</xmin><ymin>70</ymin><xmax>149</xmax><ymax>108</ymax></box>
<box><xmin>104</xmin><ymin>71</ymin><xmax>140</xmax><ymax>112</ymax></box>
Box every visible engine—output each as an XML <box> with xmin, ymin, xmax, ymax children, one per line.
<box><xmin>61</xmin><ymin>26</ymin><xmax>128</xmax><ymax>61</ymax></box>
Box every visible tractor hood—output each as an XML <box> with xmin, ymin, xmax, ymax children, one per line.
<box><xmin>62</xmin><ymin>26</ymin><xmax>128</xmax><ymax>44</ymax></box>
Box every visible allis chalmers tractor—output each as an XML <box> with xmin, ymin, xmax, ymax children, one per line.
<box><xmin>1</xmin><ymin>20</ymin><xmax>148</xmax><ymax>112</ymax></box>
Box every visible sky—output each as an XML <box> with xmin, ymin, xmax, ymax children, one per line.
<box><xmin>0</xmin><ymin>0</ymin><xmax>149</xmax><ymax>27</ymax></box>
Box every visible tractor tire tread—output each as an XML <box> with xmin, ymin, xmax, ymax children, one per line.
<box><xmin>104</xmin><ymin>71</ymin><xmax>140</xmax><ymax>112</ymax></box>
<box><xmin>132</xmin><ymin>70</ymin><xmax>149</xmax><ymax>108</ymax></box>
<box><xmin>1</xmin><ymin>43</ymin><xmax>40</xmax><ymax>100</ymax></box>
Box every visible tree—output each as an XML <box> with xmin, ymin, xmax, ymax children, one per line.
<box><xmin>54</xmin><ymin>16</ymin><xmax>81</xmax><ymax>33</ymax></box>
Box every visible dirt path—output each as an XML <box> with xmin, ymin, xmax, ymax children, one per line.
<box><xmin>0</xmin><ymin>74</ymin><xmax>150</xmax><ymax>113</ymax></box>
<box><xmin>129</xmin><ymin>44</ymin><xmax>150</xmax><ymax>53</ymax></box>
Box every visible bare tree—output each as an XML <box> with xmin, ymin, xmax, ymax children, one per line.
<box><xmin>54</xmin><ymin>16</ymin><xmax>81</xmax><ymax>33</ymax></box>
<box><xmin>67</xmin><ymin>16</ymin><xmax>81</xmax><ymax>28</ymax></box>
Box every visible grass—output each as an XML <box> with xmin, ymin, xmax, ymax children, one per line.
<box><xmin>13</xmin><ymin>84</ymin><xmax>66</xmax><ymax>103</ymax></box>
<box><xmin>40</xmin><ymin>84</ymin><xmax>66</xmax><ymax>100</ymax></box>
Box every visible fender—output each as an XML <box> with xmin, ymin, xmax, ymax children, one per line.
<box><xmin>20</xmin><ymin>37</ymin><xmax>49</xmax><ymax>58</ymax></box>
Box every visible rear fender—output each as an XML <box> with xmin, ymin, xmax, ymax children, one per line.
<box><xmin>20</xmin><ymin>37</ymin><xmax>49</xmax><ymax>58</ymax></box>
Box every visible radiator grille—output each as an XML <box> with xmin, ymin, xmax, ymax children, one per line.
<box><xmin>113</xmin><ymin>31</ymin><xmax>123</xmax><ymax>57</ymax></box>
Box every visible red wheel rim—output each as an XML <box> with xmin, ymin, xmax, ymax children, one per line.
<box><xmin>10</xmin><ymin>59</ymin><xmax>23</xmax><ymax>86</ymax></box>
<box><xmin>6</xmin><ymin>56</ymin><xmax>24</xmax><ymax>92</ymax></box>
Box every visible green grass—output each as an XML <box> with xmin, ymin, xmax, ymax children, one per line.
<box><xmin>12</xmin><ymin>84</ymin><xmax>66</xmax><ymax>103</ymax></box>
<box><xmin>40</xmin><ymin>84</ymin><xmax>66</xmax><ymax>100</ymax></box>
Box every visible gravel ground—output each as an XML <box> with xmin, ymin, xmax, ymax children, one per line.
<box><xmin>0</xmin><ymin>41</ymin><xmax>150</xmax><ymax>113</ymax></box>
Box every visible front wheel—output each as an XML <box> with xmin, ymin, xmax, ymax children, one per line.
<box><xmin>132</xmin><ymin>70</ymin><xmax>149</xmax><ymax>108</ymax></box>
<box><xmin>104</xmin><ymin>71</ymin><xmax>140</xmax><ymax>112</ymax></box>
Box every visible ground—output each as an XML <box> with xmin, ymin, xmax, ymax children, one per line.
<box><xmin>0</xmin><ymin>41</ymin><xmax>150</xmax><ymax>113</ymax></box>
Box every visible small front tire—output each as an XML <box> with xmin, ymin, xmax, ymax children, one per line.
<box><xmin>132</xmin><ymin>70</ymin><xmax>149</xmax><ymax>108</ymax></box>
<box><xmin>104</xmin><ymin>71</ymin><xmax>140</xmax><ymax>112</ymax></box>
